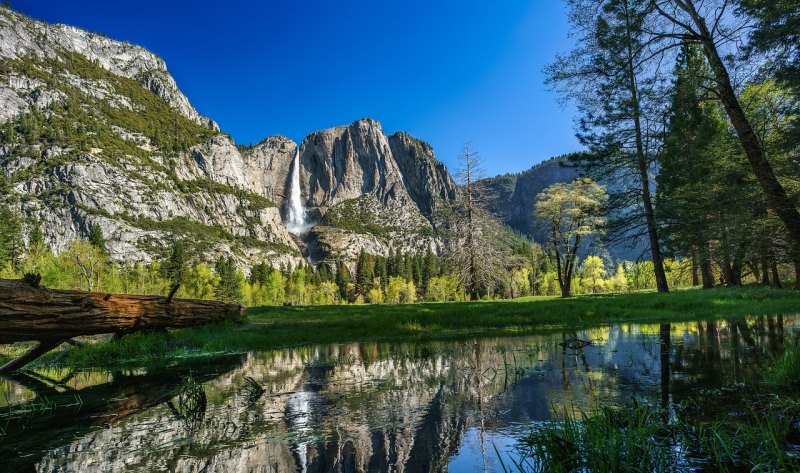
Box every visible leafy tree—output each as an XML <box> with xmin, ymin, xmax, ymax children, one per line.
<box><xmin>535</xmin><ymin>178</ymin><xmax>608</xmax><ymax>297</ymax></box>
<box><xmin>185</xmin><ymin>263</ymin><xmax>219</xmax><ymax>300</ymax></box>
<box><xmin>581</xmin><ymin>256</ymin><xmax>607</xmax><ymax>293</ymax></box>
<box><xmin>214</xmin><ymin>256</ymin><xmax>243</xmax><ymax>303</ymax></box>
<box><xmin>547</xmin><ymin>0</ymin><xmax>670</xmax><ymax>293</ymax></box>
<box><xmin>312</xmin><ymin>281</ymin><xmax>339</xmax><ymax>305</ymax></box>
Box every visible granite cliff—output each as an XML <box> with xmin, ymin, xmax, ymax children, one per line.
<box><xmin>0</xmin><ymin>7</ymin><xmax>459</xmax><ymax>270</ymax></box>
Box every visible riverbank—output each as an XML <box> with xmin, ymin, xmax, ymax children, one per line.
<box><xmin>2</xmin><ymin>285</ymin><xmax>799</xmax><ymax>370</ymax></box>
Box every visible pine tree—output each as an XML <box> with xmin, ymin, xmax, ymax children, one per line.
<box><xmin>162</xmin><ymin>240</ymin><xmax>190</xmax><ymax>286</ymax></box>
<box><xmin>374</xmin><ymin>255</ymin><xmax>389</xmax><ymax>290</ymax></box>
<box><xmin>0</xmin><ymin>207</ymin><xmax>23</xmax><ymax>269</ymax></box>
<box><xmin>421</xmin><ymin>248</ymin><xmax>436</xmax><ymax>295</ymax></box>
<box><xmin>335</xmin><ymin>260</ymin><xmax>351</xmax><ymax>301</ymax></box>
<box><xmin>402</xmin><ymin>254</ymin><xmax>413</xmax><ymax>282</ymax></box>
<box><xmin>88</xmin><ymin>223</ymin><xmax>106</xmax><ymax>254</ymax></box>
<box><xmin>214</xmin><ymin>256</ymin><xmax>243</xmax><ymax>303</ymax></box>
<box><xmin>546</xmin><ymin>0</ymin><xmax>669</xmax><ymax>292</ymax></box>
<box><xmin>355</xmin><ymin>248</ymin><xmax>374</xmax><ymax>296</ymax></box>
<box><xmin>29</xmin><ymin>222</ymin><xmax>44</xmax><ymax>248</ymax></box>
<box><xmin>250</xmin><ymin>262</ymin><xmax>270</xmax><ymax>285</ymax></box>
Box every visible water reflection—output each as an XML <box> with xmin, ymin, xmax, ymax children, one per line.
<box><xmin>0</xmin><ymin>315</ymin><xmax>796</xmax><ymax>472</ymax></box>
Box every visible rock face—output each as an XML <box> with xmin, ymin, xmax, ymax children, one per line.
<box><xmin>481</xmin><ymin>156</ymin><xmax>647</xmax><ymax>261</ymax></box>
<box><xmin>293</xmin><ymin>119</ymin><xmax>458</xmax><ymax>265</ymax></box>
<box><xmin>0</xmin><ymin>7</ymin><xmax>460</xmax><ymax>270</ymax></box>
<box><xmin>0</xmin><ymin>8</ymin><xmax>217</xmax><ymax>130</ymax></box>
<box><xmin>482</xmin><ymin>156</ymin><xmax>581</xmax><ymax>241</ymax></box>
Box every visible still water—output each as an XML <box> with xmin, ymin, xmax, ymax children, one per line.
<box><xmin>1</xmin><ymin>315</ymin><xmax>797</xmax><ymax>472</ymax></box>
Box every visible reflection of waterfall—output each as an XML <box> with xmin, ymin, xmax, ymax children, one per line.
<box><xmin>286</xmin><ymin>148</ymin><xmax>308</xmax><ymax>234</ymax></box>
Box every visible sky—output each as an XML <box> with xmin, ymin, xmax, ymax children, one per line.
<box><xmin>14</xmin><ymin>0</ymin><xmax>582</xmax><ymax>176</ymax></box>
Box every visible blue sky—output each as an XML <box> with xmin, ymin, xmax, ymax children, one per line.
<box><xmin>14</xmin><ymin>1</ymin><xmax>581</xmax><ymax>175</ymax></box>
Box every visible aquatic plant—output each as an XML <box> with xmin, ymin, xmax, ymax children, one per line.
<box><xmin>766</xmin><ymin>340</ymin><xmax>800</xmax><ymax>389</ymax></box>
<box><xmin>514</xmin><ymin>403</ymin><xmax>676</xmax><ymax>473</ymax></box>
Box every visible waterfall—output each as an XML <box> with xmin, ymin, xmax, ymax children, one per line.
<box><xmin>286</xmin><ymin>148</ymin><xmax>307</xmax><ymax>234</ymax></box>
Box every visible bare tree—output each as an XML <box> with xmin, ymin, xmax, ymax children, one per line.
<box><xmin>446</xmin><ymin>143</ymin><xmax>504</xmax><ymax>300</ymax></box>
<box><xmin>67</xmin><ymin>240</ymin><xmax>106</xmax><ymax>291</ymax></box>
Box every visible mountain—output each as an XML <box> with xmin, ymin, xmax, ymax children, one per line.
<box><xmin>0</xmin><ymin>7</ymin><xmax>458</xmax><ymax>271</ymax></box>
<box><xmin>481</xmin><ymin>155</ymin><xmax>649</xmax><ymax>262</ymax></box>
<box><xmin>481</xmin><ymin>155</ymin><xmax>582</xmax><ymax>242</ymax></box>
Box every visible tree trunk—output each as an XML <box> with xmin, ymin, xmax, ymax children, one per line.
<box><xmin>0</xmin><ymin>278</ymin><xmax>245</xmax><ymax>370</ymax></box>
<box><xmin>771</xmin><ymin>260</ymin><xmax>782</xmax><ymax>288</ymax></box>
<box><xmin>700</xmin><ymin>243</ymin><xmax>714</xmax><ymax>289</ymax></box>
<box><xmin>762</xmin><ymin>254</ymin><xmax>772</xmax><ymax>285</ymax></box>
<box><xmin>624</xmin><ymin>0</ymin><xmax>668</xmax><ymax>293</ymax></box>
<box><xmin>681</xmin><ymin>0</ymin><xmax>800</xmax><ymax>248</ymax></box>
<box><xmin>691</xmin><ymin>246</ymin><xmax>700</xmax><ymax>286</ymax></box>
<box><xmin>794</xmin><ymin>259</ymin><xmax>800</xmax><ymax>290</ymax></box>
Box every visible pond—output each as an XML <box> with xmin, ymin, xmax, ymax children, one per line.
<box><xmin>1</xmin><ymin>315</ymin><xmax>797</xmax><ymax>472</ymax></box>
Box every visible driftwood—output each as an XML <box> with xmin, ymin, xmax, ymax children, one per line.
<box><xmin>0</xmin><ymin>277</ymin><xmax>246</xmax><ymax>373</ymax></box>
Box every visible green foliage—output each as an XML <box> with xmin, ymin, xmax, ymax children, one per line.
<box><xmin>355</xmin><ymin>248</ymin><xmax>374</xmax><ymax>297</ymax></box>
<box><xmin>322</xmin><ymin>198</ymin><xmax>399</xmax><ymax>236</ymax></box>
<box><xmin>520</xmin><ymin>404</ymin><xmax>674</xmax><ymax>472</ymax></box>
<box><xmin>535</xmin><ymin>177</ymin><xmax>607</xmax><ymax>297</ymax></box>
<box><xmin>0</xmin><ymin>53</ymin><xmax>215</xmax><ymax>185</ymax></box>
<box><xmin>87</xmin><ymin>223</ymin><xmax>106</xmax><ymax>253</ymax></box>
<box><xmin>335</xmin><ymin>260</ymin><xmax>351</xmax><ymax>301</ymax></box>
<box><xmin>766</xmin><ymin>341</ymin><xmax>800</xmax><ymax>389</ymax></box>
<box><xmin>161</xmin><ymin>240</ymin><xmax>190</xmax><ymax>286</ymax></box>
<box><xmin>0</xmin><ymin>207</ymin><xmax>23</xmax><ymax>268</ymax></box>
<box><xmin>214</xmin><ymin>256</ymin><xmax>243</xmax><ymax>303</ymax></box>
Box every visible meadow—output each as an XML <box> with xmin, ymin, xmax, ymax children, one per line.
<box><xmin>3</xmin><ymin>285</ymin><xmax>798</xmax><ymax>370</ymax></box>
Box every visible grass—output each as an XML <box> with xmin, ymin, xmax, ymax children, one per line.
<box><xmin>509</xmin><ymin>399</ymin><xmax>800</xmax><ymax>473</ymax></box>
<box><xmin>2</xmin><ymin>286</ymin><xmax>800</xmax><ymax>370</ymax></box>
<box><xmin>511</xmin><ymin>403</ymin><xmax>676</xmax><ymax>472</ymax></box>
<box><xmin>766</xmin><ymin>341</ymin><xmax>800</xmax><ymax>389</ymax></box>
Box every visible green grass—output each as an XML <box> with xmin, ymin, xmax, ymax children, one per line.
<box><xmin>3</xmin><ymin>286</ymin><xmax>800</xmax><ymax>370</ymax></box>
<box><xmin>512</xmin><ymin>403</ymin><xmax>676</xmax><ymax>472</ymax></box>
<box><xmin>766</xmin><ymin>341</ymin><xmax>800</xmax><ymax>389</ymax></box>
<box><xmin>511</xmin><ymin>399</ymin><xmax>800</xmax><ymax>473</ymax></box>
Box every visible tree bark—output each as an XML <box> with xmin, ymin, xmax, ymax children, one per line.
<box><xmin>699</xmin><ymin>243</ymin><xmax>714</xmax><ymax>289</ymax></box>
<box><xmin>679</xmin><ymin>0</ymin><xmax>800</xmax><ymax>248</ymax></box>
<box><xmin>0</xmin><ymin>278</ymin><xmax>246</xmax><ymax>347</ymax></box>
<box><xmin>771</xmin><ymin>260</ymin><xmax>782</xmax><ymax>288</ymax></box>
<box><xmin>624</xmin><ymin>0</ymin><xmax>669</xmax><ymax>293</ymax></box>
<box><xmin>690</xmin><ymin>246</ymin><xmax>700</xmax><ymax>286</ymax></box>
<box><xmin>794</xmin><ymin>259</ymin><xmax>800</xmax><ymax>290</ymax></box>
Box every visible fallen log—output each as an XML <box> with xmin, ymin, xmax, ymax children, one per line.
<box><xmin>0</xmin><ymin>277</ymin><xmax>246</xmax><ymax>372</ymax></box>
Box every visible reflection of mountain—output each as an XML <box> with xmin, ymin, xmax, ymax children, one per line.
<box><xmin>0</xmin><ymin>316</ymin><xmax>794</xmax><ymax>472</ymax></box>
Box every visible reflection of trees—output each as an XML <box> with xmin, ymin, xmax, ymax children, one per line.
<box><xmin>0</xmin><ymin>355</ymin><xmax>245</xmax><ymax>472</ymax></box>
<box><xmin>671</xmin><ymin>316</ymin><xmax>789</xmax><ymax>393</ymax></box>
<box><xmin>2</xmin><ymin>316</ymin><xmax>795</xmax><ymax>472</ymax></box>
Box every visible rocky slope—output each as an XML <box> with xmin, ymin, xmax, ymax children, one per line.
<box><xmin>0</xmin><ymin>7</ymin><xmax>459</xmax><ymax>270</ymax></box>
<box><xmin>481</xmin><ymin>155</ymin><xmax>582</xmax><ymax>242</ymax></box>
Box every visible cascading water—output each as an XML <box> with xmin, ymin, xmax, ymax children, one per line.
<box><xmin>286</xmin><ymin>148</ymin><xmax>308</xmax><ymax>234</ymax></box>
